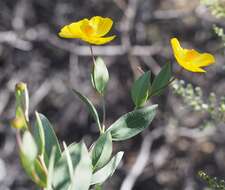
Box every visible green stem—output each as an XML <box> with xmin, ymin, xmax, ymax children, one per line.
<box><xmin>102</xmin><ymin>96</ymin><xmax>106</xmax><ymax>132</ymax></box>
<box><xmin>90</xmin><ymin>45</ymin><xmax>96</xmax><ymax>64</ymax></box>
<box><xmin>38</xmin><ymin>155</ymin><xmax>48</xmax><ymax>176</ymax></box>
<box><xmin>89</xmin><ymin>45</ymin><xmax>104</xmax><ymax>134</ymax></box>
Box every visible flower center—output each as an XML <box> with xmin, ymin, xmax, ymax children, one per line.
<box><xmin>83</xmin><ymin>24</ymin><xmax>95</xmax><ymax>36</ymax></box>
<box><xmin>186</xmin><ymin>50</ymin><xmax>198</xmax><ymax>61</ymax></box>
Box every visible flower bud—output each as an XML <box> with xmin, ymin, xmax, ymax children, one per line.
<box><xmin>15</xmin><ymin>82</ymin><xmax>29</xmax><ymax>122</ymax></box>
<box><xmin>11</xmin><ymin>116</ymin><xmax>26</xmax><ymax>129</ymax></box>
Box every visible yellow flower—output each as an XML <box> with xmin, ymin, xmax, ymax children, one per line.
<box><xmin>59</xmin><ymin>16</ymin><xmax>116</xmax><ymax>45</ymax></box>
<box><xmin>170</xmin><ymin>38</ymin><xmax>215</xmax><ymax>72</ymax></box>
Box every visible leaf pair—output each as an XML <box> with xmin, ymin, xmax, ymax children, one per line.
<box><xmin>52</xmin><ymin>140</ymin><xmax>123</xmax><ymax>190</ymax></box>
<box><xmin>131</xmin><ymin>63</ymin><xmax>172</xmax><ymax>108</ymax></box>
<box><xmin>90</xmin><ymin>133</ymin><xmax>124</xmax><ymax>185</ymax></box>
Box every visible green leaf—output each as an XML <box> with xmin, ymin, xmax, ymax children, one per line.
<box><xmin>70</xmin><ymin>142</ymin><xmax>92</xmax><ymax>190</ymax></box>
<box><xmin>46</xmin><ymin>147</ymin><xmax>56</xmax><ymax>190</ymax></box>
<box><xmin>35</xmin><ymin>111</ymin><xmax>45</xmax><ymax>156</ymax></box>
<box><xmin>53</xmin><ymin>143</ymin><xmax>80</xmax><ymax>190</ymax></box>
<box><xmin>91</xmin><ymin>57</ymin><xmax>109</xmax><ymax>95</ymax></box>
<box><xmin>19</xmin><ymin>131</ymin><xmax>47</xmax><ymax>187</ymax></box>
<box><xmin>106</xmin><ymin>105</ymin><xmax>158</xmax><ymax>141</ymax></box>
<box><xmin>149</xmin><ymin>63</ymin><xmax>172</xmax><ymax>97</ymax></box>
<box><xmin>91</xmin><ymin>151</ymin><xmax>124</xmax><ymax>185</ymax></box>
<box><xmin>72</xmin><ymin>89</ymin><xmax>101</xmax><ymax>132</ymax></box>
<box><xmin>19</xmin><ymin>153</ymin><xmax>47</xmax><ymax>187</ymax></box>
<box><xmin>95</xmin><ymin>184</ymin><xmax>102</xmax><ymax>190</ymax></box>
<box><xmin>92</xmin><ymin>132</ymin><xmax>112</xmax><ymax>171</ymax></box>
<box><xmin>131</xmin><ymin>71</ymin><xmax>151</xmax><ymax>108</ymax></box>
<box><xmin>38</xmin><ymin>113</ymin><xmax>61</xmax><ymax>163</ymax></box>
<box><xmin>53</xmin><ymin>142</ymin><xmax>92</xmax><ymax>190</ymax></box>
<box><xmin>62</xmin><ymin>142</ymin><xmax>74</xmax><ymax>181</ymax></box>
<box><xmin>21</xmin><ymin>131</ymin><xmax>38</xmax><ymax>163</ymax></box>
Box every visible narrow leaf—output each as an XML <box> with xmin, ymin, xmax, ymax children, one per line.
<box><xmin>106</xmin><ymin>105</ymin><xmax>158</xmax><ymax>141</ymax></box>
<box><xmin>91</xmin><ymin>151</ymin><xmax>124</xmax><ymax>185</ymax></box>
<box><xmin>92</xmin><ymin>132</ymin><xmax>112</xmax><ymax>171</ymax></box>
<box><xmin>149</xmin><ymin>63</ymin><xmax>172</xmax><ymax>97</ymax></box>
<box><xmin>131</xmin><ymin>71</ymin><xmax>151</xmax><ymax>108</ymax></box>
<box><xmin>21</xmin><ymin>131</ymin><xmax>38</xmax><ymax>163</ymax></box>
<box><xmin>46</xmin><ymin>147</ymin><xmax>56</xmax><ymax>190</ymax></box>
<box><xmin>53</xmin><ymin>143</ymin><xmax>80</xmax><ymax>190</ymax></box>
<box><xmin>35</xmin><ymin>111</ymin><xmax>45</xmax><ymax>156</ymax></box>
<box><xmin>53</xmin><ymin>142</ymin><xmax>92</xmax><ymax>190</ymax></box>
<box><xmin>70</xmin><ymin>142</ymin><xmax>92</xmax><ymax>190</ymax></box>
<box><xmin>73</xmin><ymin>89</ymin><xmax>101</xmax><ymax>131</ymax></box>
<box><xmin>38</xmin><ymin>113</ymin><xmax>61</xmax><ymax>162</ymax></box>
<box><xmin>62</xmin><ymin>142</ymin><xmax>73</xmax><ymax>181</ymax></box>
<box><xmin>19</xmin><ymin>152</ymin><xmax>47</xmax><ymax>188</ymax></box>
<box><xmin>19</xmin><ymin>132</ymin><xmax>47</xmax><ymax>187</ymax></box>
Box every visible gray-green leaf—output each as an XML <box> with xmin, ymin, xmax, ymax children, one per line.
<box><xmin>149</xmin><ymin>63</ymin><xmax>172</xmax><ymax>97</ymax></box>
<box><xmin>53</xmin><ymin>142</ymin><xmax>92</xmax><ymax>190</ymax></box>
<box><xmin>33</xmin><ymin>113</ymin><xmax>61</xmax><ymax>165</ymax></box>
<box><xmin>35</xmin><ymin>111</ymin><xmax>45</xmax><ymax>156</ymax></box>
<box><xmin>91</xmin><ymin>151</ymin><xmax>124</xmax><ymax>185</ymax></box>
<box><xmin>106</xmin><ymin>105</ymin><xmax>158</xmax><ymax>141</ymax></box>
<box><xmin>91</xmin><ymin>57</ymin><xmax>109</xmax><ymax>95</ymax></box>
<box><xmin>21</xmin><ymin>131</ymin><xmax>38</xmax><ymax>163</ymax></box>
<box><xmin>91</xmin><ymin>132</ymin><xmax>112</xmax><ymax>171</ymax></box>
<box><xmin>40</xmin><ymin>114</ymin><xmax>61</xmax><ymax>161</ymax></box>
<box><xmin>69</xmin><ymin>142</ymin><xmax>92</xmax><ymax>190</ymax></box>
<box><xmin>46</xmin><ymin>147</ymin><xmax>56</xmax><ymax>190</ymax></box>
<box><xmin>19</xmin><ymin>132</ymin><xmax>47</xmax><ymax>187</ymax></box>
<box><xmin>131</xmin><ymin>71</ymin><xmax>151</xmax><ymax>108</ymax></box>
<box><xmin>73</xmin><ymin>89</ymin><xmax>101</xmax><ymax>132</ymax></box>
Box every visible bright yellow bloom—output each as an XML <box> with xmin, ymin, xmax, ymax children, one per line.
<box><xmin>59</xmin><ymin>16</ymin><xmax>116</xmax><ymax>45</ymax></box>
<box><xmin>170</xmin><ymin>38</ymin><xmax>215</xmax><ymax>72</ymax></box>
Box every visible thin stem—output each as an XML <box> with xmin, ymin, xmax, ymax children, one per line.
<box><xmin>38</xmin><ymin>155</ymin><xmax>48</xmax><ymax>176</ymax></box>
<box><xmin>90</xmin><ymin>45</ymin><xmax>96</xmax><ymax>64</ymax></box>
<box><xmin>102</xmin><ymin>96</ymin><xmax>106</xmax><ymax>132</ymax></box>
<box><xmin>90</xmin><ymin>45</ymin><xmax>97</xmax><ymax>90</ymax></box>
<box><xmin>89</xmin><ymin>45</ymin><xmax>105</xmax><ymax>134</ymax></box>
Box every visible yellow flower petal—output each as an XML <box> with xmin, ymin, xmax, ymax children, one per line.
<box><xmin>90</xmin><ymin>16</ymin><xmax>113</xmax><ymax>37</ymax></box>
<box><xmin>182</xmin><ymin>62</ymin><xmax>206</xmax><ymax>73</ymax></box>
<box><xmin>82</xmin><ymin>35</ymin><xmax>116</xmax><ymax>45</ymax></box>
<box><xmin>59</xmin><ymin>26</ymin><xmax>76</xmax><ymax>38</ymax></box>
<box><xmin>170</xmin><ymin>37</ymin><xmax>215</xmax><ymax>73</ymax></box>
<box><xmin>68</xmin><ymin>20</ymin><xmax>85</xmax><ymax>37</ymax></box>
<box><xmin>79</xmin><ymin>19</ymin><xmax>95</xmax><ymax>37</ymax></box>
<box><xmin>58</xmin><ymin>16</ymin><xmax>115</xmax><ymax>45</ymax></box>
<box><xmin>59</xmin><ymin>20</ymin><xmax>84</xmax><ymax>38</ymax></box>
<box><xmin>189</xmin><ymin>53</ymin><xmax>215</xmax><ymax>67</ymax></box>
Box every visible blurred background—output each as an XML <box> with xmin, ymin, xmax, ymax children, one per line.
<box><xmin>0</xmin><ymin>0</ymin><xmax>225</xmax><ymax>189</ymax></box>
